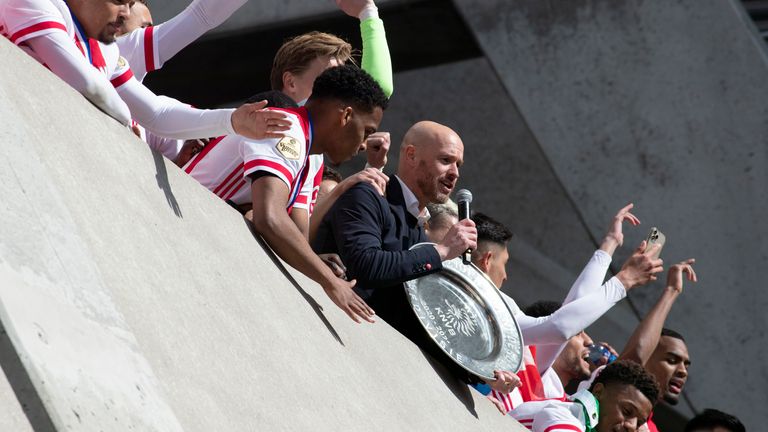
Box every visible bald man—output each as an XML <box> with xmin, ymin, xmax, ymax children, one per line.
<box><xmin>313</xmin><ymin>121</ymin><xmax>520</xmax><ymax>392</ymax></box>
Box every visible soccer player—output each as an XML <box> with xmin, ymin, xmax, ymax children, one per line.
<box><xmin>524</xmin><ymin>300</ymin><xmax>601</xmax><ymax>400</ymax></box>
<box><xmin>512</xmin><ymin>360</ymin><xmax>660</xmax><ymax>432</ymax></box>
<box><xmin>1</xmin><ymin>0</ymin><xmax>287</xmax><ymax>140</ymax></box>
<box><xmin>270</xmin><ymin>0</ymin><xmax>394</xmax><ymax>239</ymax></box>
<box><xmin>184</xmin><ymin>65</ymin><xmax>388</xmax><ymax>323</ymax></box>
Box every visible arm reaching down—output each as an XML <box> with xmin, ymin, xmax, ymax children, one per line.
<box><xmin>250</xmin><ymin>175</ymin><xmax>375</xmax><ymax>324</ymax></box>
<box><xmin>25</xmin><ymin>32</ymin><xmax>131</xmax><ymax>125</ymax></box>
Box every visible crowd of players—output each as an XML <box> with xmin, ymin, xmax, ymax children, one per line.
<box><xmin>0</xmin><ymin>0</ymin><xmax>745</xmax><ymax>430</ymax></box>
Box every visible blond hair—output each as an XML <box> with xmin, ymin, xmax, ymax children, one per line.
<box><xmin>270</xmin><ymin>31</ymin><xmax>356</xmax><ymax>91</ymax></box>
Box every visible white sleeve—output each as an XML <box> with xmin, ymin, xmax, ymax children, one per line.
<box><xmin>241</xmin><ymin>115</ymin><xmax>306</xmax><ymax>188</ymax></box>
<box><xmin>145</xmin><ymin>130</ymin><xmax>184</xmax><ymax>160</ymax></box>
<box><xmin>535</xmin><ymin>250</ymin><xmax>614</xmax><ymax>370</ymax></box>
<box><xmin>116</xmin><ymin>76</ymin><xmax>236</xmax><ymax>140</ymax></box>
<box><xmin>532</xmin><ymin>405</ymin><xmax>585</xmax><ymax>432</ymax></box>
<box><xmin>516</xmin><ymin>277</ymin><xmax>627</xmax><ymax>346</ymax></box>
<box><xmin>24</xmin><ymin>32</ymin><xmax>132</xmax><ymax>125</ymax></box>
<box><xmin>116</xmin><ymin>0</ymin><xmax>246</xmax><ymax>81</ymax></box>
<box><xmin>563</xmin><ymin>250</ymin><xmax>612</xmax><ymax>304</ymax></box>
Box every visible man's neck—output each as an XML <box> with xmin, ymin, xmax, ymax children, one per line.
<box><xmin>394</xmin><ymin>173</ymin><xmax>425</xmax><ymax>211</ymax></box>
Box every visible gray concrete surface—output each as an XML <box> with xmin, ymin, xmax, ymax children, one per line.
<box><xmin>0</xmin><ymin>36</ymin><xmax>524</xmax><ymax>431</ymax></box>
<box><xmin>455</xmin><ymin>0</ymin><xmax>768</xmax><ymax>428</ymax></box>
<box><xmin>0</xmin><ymin>365</ymin><xmax>34</xmax><ymax>432</ymax></box>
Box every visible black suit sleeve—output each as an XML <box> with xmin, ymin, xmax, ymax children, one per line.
<box><xmin>329</xmin><ymin>184</ymin><xmax>442</xmax><ymax>288</ymax></box>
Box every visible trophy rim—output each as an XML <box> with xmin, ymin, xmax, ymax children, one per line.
<box><xmin>404</xmin><ymin>243</ymin><xmax>524</xmax><ymax>380</ymax></box>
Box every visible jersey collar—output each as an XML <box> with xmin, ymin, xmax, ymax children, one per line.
<box><xmin>571</xmin><ymin>389</ymin><xmax>600</xmax><ymax>432</ymax></box>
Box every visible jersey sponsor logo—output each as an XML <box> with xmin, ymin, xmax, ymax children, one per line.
<box><xmin>275</xmin><ymin>136</ymin><xmax>300</xmax><ymax>160</ymax></box>
<box><xmin>117</xmin><ymin>56</ymin><xmax>127</xmax><ymax>68</ymax></box>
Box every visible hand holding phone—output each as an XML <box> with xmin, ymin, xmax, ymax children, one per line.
<box><xmin>644</xmin><ymin>227</ymin><xmax>666</xmax><ymax>259</ymax></box>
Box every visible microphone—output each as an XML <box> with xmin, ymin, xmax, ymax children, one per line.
<box><xmin>456</xmin><ymin>189</ymin><xmax>473</xmax><ymax>265</ymax></box>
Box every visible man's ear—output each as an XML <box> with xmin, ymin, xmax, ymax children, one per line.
<box><xmin>478</xmin><ymin>250</ymin><xmax>493</xmax><ymax>273</ymax></box>
<box><xmin>282</xmin><ymin>71</ymin><xmax>295</xmax><ymax>92</ymax></box>
<box><xmin>340</xmin><ymin>106</ymin><xmax>353</xmax><ymax>126</ymax></box>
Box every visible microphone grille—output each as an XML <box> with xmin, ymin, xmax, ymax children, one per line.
<box><xmin>455</xmin><ymin>189</ymin><xmax>473</xmax><ymax>203</ymax></box>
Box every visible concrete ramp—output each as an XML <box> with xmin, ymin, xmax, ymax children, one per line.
<box><xmin>0</xmin><ymin>37</ymin><xmax>522</xmax><ymax>431</ymax></box>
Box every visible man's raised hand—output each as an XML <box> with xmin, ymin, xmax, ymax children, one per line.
<box><xmin>366</xmin><ymin>131</ymin><xmax>390</xmax><ymax>169</ymax></box>
<box><xmin>616</xmin><ymin>240</ymin><xmax>664</xmax><ymax>290</ymax></box>
<box><xmin>601</xmin><ymin>203</ymin><xmax>641</xmax><ymax>255</ymax></box>
<box><xmin>231</xmin><ymin>100</ymin><xmax>292</xmax><ymax>140</ymax></box>
<box><xmin>666</xmin><ymin>259</ymin><xmax>697</xmax><ymax>294</ymax></box>
<box><xmin>323</xmin><ymin>278</ymin><xmax>376</xmax><ymax>324</ymax></box>
<box><xmin>335</xmin><ymin>0</ymin><xmax>376</xmax><ymax>18</ymax></box>
<box><xmin>434</xmin><ymin>219</ymin><xmax>477</xmax><ymax>261</ymax></box>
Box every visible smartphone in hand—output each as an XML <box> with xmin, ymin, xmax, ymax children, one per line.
<box><xmin>644</xmin><ymin>227</ymin><xmax>666</xmax><ymax>259</ymax></box>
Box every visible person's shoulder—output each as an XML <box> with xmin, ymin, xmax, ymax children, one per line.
<box><xmin>533</xmin><ymin>401</ymin><xmax>584</xmax><ymax>432</ymax></box>
<box><xmin>344</xmin><ymin>181</ymin><xmax>384</xmax><ymax>202</ymax></box>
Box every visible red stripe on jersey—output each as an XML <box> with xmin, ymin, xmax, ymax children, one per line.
<box><xmin>10</xmin><ymin>21</ymin><xmax>67</xmax><ymax>44</ymax></box>
<box><xmin>543</xmin><ymin>425</ymin><xmax>582</xmax><ymax>432</ymax></box>
<box><xmin>184</xmin><ymin>135</ymin><xmax>225</xmax><ymax>174</ymax></box>
<box><xmin>217</xmin><ymin>169</ymin><xmax>244</xmax><ymax>199</ymax></box>
<box><xmin>213</xmin><ymin>164</ymin><xmax>243</xmax><ymax>196</ymax></box>
<box><xmin>143</xmin><ymin>26</ymin><xmax>155</xmax><ymax>72</ymax></box>
<box><xmin>223</xmin><ymin>180</ymin><xmax>246</xmax><ymax>201</ymax></box>
<box><xmin>88</xmin><ymin>38</ymin><xmax>107</xmax><ymax>70</ymax></box>
<box><xmin>244</xmin><ymin>160</ymin><xmax>294</xmax><ymax>185</ymax></box>
<box><xmin>294</xmin><ymin>195</ymin><xmax>309</xmax><ymax>205</ymax></box>
<box><xmin>110</xmin><ymin>69</ymin><xmax>134</xmax><ymax>88</ymax></box>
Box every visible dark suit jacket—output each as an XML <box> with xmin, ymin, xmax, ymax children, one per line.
<box><xmin>313</xmin><ymin>177</ymin><xmax>478</xmax><ymax>384</ymax></box>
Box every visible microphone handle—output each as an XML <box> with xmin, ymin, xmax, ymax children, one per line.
<box><xmin>458</xmin><ymin>200</ymin><xmax>472</xmax><ymax>264</ymax></box>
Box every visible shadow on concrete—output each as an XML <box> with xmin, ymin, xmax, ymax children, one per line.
<box><xmin>244</xmin><ymin>219</ymin><xmax>345</xmax><ymax>346</ymax></box>
<box><xmin>152</xmin><ymin>151</ymin><xmax>182</xmax><ymax>218</ymax></box>
<box><xmin>0</xmin><ymin>320</ymin><xmax>57</xmax><ymax>432</ymax></box>
<box><xmin>419</xmin><ymin>350</ymin><xmax>479</xmax><ymax>418</ymax></box>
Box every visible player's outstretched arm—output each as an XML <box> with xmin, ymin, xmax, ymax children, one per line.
<box><xmin>150</xmin><ymin>0</ymin><xmax>248</xmax><ymax>69</ymax></box>
<box><xmin>116</xmin><ymin>78</ymin><xmax>291</xmax><ymax>140</ymax></box>
<box><xmin>251</xmin><ymin>175</ymin><xmax>375</xmax><ymax>324</ymax></box>
<box><xmin>620</xmin><ymin>259</ymin><xmax>696</xmax><ymax>365</ymax></box>
<box><xmin>25</xmin><ymin>32</ymin><xmax>131</xmax><ymax>125</ymax></box>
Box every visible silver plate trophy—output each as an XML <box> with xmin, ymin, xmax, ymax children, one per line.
<box><xmin>404</xmin><ymin>243</ymin><xmax>524</xmax><ymax>380</ymax></box>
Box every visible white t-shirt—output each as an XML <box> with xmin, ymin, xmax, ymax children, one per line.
<box><xmin>184</xmin><ymin>107</ymin><xmax>313</xmax><ymax>208</ymax></box>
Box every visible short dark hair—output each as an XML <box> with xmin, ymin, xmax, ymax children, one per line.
<box><xmin>473</xmin><ymin>212</ymin><xmax>513</xmax><ymax>245</ymax></box>
<box><xmin>661</xmin><ymin>327</ymin><xmax>685</xmax><ymax>342</ymax></box>
<box><xmin>244</xmin><ymin>90</ymin><xmax>299</xmax><ymax>109</ymax></box>
<box><xmin>523</xmin><ymin>300</ymin><xmax>561</xmax><ymax>318</ymax></box>
<box><xmin>685</xmin><ymin>409</ymin><xmax>745</xmax><ymax>432</ymax></box>
<box><xmin>309</xmin><ymin>65</ymin><xmax>388</xmax><ymax>112</ymax></box>
<box><xmin>322</xmin><ymin>165</ymin><xmax>342</xmax><ymax>183</ymax></box>
<box><xmin>590</xmin><ymin>360</ymin><xmax>660</xmax><ymax>405</ymax></box>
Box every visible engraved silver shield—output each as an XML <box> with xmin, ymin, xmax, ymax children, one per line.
<box><xmin>404</xmin><ymin>243</ymin><xmax>524</xmax><ymax>380</ymax></box>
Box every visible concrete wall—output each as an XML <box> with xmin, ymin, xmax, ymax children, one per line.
<box><xmin>454</xmin><ymin>0</ymin><xmax>768</xmax><ymax>429</ymax></box>
<box><xmin>0</xmin><ymin>37</ymin><xmax>523</xmax><ymax>431</ymax></box>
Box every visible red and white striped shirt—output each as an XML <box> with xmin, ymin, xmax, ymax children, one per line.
<box><xmin>1</xmin><ymin>0</ymin><xmax>133</xmax><ymax>87</ymax></box>
<box><xmin>511</xmin><ymin>389</ymin><xmax>598</xmax><ymax>432</ymax></box>
<box><xmin>183</xmin><ymin>107</ymin><xmax>313</xmax><ymax>209</ymax></box>
<box><xmin>293</xmin><ymin>155</ymin><xmax>323</xmax><ymax>215</ymax></box>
